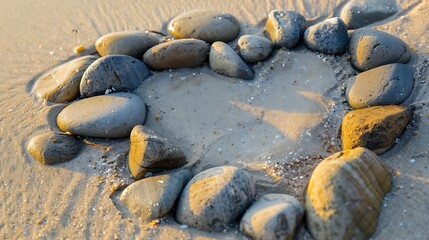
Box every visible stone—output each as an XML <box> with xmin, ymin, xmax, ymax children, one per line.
<box><xmin>57</xmin><ymin>93</ymin><xmax>146</xmax><ymax>138</ymax></box>
<box><xmin>168</xmin><ymin>10</ymin><xmax>240</xmax><ymax>43</ymax></box>
<box><xmin>143</xmin><ymin>39</ymin><xmax>210</xmax><ymax>70</ymax></box>
<box><xmin>120</xmin><ymin>169</ymin><xmax>193</xmax><ymax>220</ymax></box>
<box><xmin>341</xmin><ymin>0</ymin><xmax>398</xmax><ymax>29</ymax></box>
<box><xmin>240</xmin><ymin>194</ymin><xmax>304</xmax><ymax>240</ymax></box>
<box><xmin>80</xmin><ymin>55</ymin><xmax>150</xmax><ymax>98</ymax></box>
<box><xmin>32</xmin><ymin>56</ymin><xmax>98</xmax><ymax>103</ymax></box>
<box><xmin>306</xmin><ymin>147</ymin><xmax>391</xmax><ymax>240</ymax></box>
<box><xmin>176</xmin><ymin>166</ymin><xmax>255</xmax><ymax>232</ymax></box>
<box><xmin>95</xmin><ymin>31</ymin><xmax>165</xmax><ymax>58</ymax></box>
<box><xmin>27</xmin><ymin>132</ymin><xmax>83</xmax><ymax>165</ymax></box>
<box><xmin>238</xmin><ymin>35</ymin><xmax>273</xmax><ymax>63</ymax></box>
<box><xmin>209</xmin><ymin>41</ymin><xmax>254</xmax><ymax>80</ymax></box>
<box><xmin>303</xmin><ymin>17</ymin><xmax>349</xmax><ymax>55</ymax></box>
<box><xmin>265</xmin><ymin>10</ymin><xmax>306</xmax><ymax>49</ymax></box>
<box><xmin>341</xmin><ymin>105</ymin><xmax>412</xmax><ymax>154</ymax></box>
<box><xmin>128</xmin><ymin>125</ymin><xmax>187</xmax><ymax>180</ymax></box>
<box><xmin>346</xmin><ymin>63</ymin><xmax>414</xmax><ymax>109</ymax></box>
<box><xmin>349</xmin><ymin>28</ymin><xmax>412</xmax><ymax>71</ymax></box>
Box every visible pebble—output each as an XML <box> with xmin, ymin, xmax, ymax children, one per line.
<box><xmin>341</xmin><ymin>0</ymin><xmax>398</xmax><ymax>29</ymax></box>
<box><xmin>209</xmin><ymin>41</ymin><xmax>254</xmax><ymax>80</ymax></box>
<box><xmin>265</xmin><ymin>10</ymin><xmax>306</xmax><ymax>49</ymax></box>
<box><xmin>80</xmin><ymin>55</ymin><xmax>150</xmax><ymax>98</ymax></box>
<box><xmin>349</xmin><ymin>28</ymin><xmax>412</xmax><ymax>71</ymax></box>
<box><xmin>95</xmin><ymin>31</ymin><xmax>165</xmax><ymax>58</ymax></box>
<box><xmin>27</xmin><ymin>132</ymin><xmax>83</xmax><ymax>165</ymax></box>
<box><xmin>306</xmin><ymin>147</ymin><xmax>391</xmax><ymax>240</ymax></box>
<box><xmin>32</xmin><ymin>56</ymin><xmax>98</xmax><ymax>103</ymax></box>
<box><xmin>346</xmin><ymin>63</ymin><xmax>414</xmax><ymax>109</ymax></box>
<box><xmin>176</xmin><ymin>166</ymin><xmax>255</xmax><ymax>231</ymax></box>
<box><xmin>238</xmin><ymin>35</ymin><xmax>273</xmax><ymax>63</ymax></box>
<box><xmin>240</xmin><ymin>194</ymin><xmax>304</xmax><ymax>240</ymax></box>
<box><xmin>303</xmin><ymin>17</ymin><xmax>349</xmax><ymax>55</ymax></box>
<box><xmin>120</xmin><ymin>169</ymin><xmax>193</xmax><ymax>220</ymax></box>
<box><xmin>143</xmin><ymin>39</ymin><xmax>210</xmax><ymax>70</ymax></box>
<box><xmin>168</xmin><ymin>10</ymin><xmax>240</xmax><ymax>43</ymax></box>
<box><xmin>128</xmin><ymin>125</ymin><xmax>187</xmax><ymax>180</ymax></box>
<box><xmin>341</xmin><ymin>105</ymin><xmax>412</xmax><ymax>154</ymax></box>
<box><xmin>57</xmin><ymin>93</ymin><xmax>146</xmax><ymax>138</ymax></box>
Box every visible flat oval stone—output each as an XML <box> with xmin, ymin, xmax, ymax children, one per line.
<box><xmin>168</xmin><ymin>10</ymin><xmax>240</xmax><ymax>43</ymax></box>
<box><xmin>80</xmin><ymin>55</ymin><xmax>150</xmax><ymax>98</ymax></box>
<box><xmin>346</xmin><ymin>63</ymin><xmax>414</xmax><ymax>109</ymax></box>
<box><xmin>238</xmin><ymin>35</ymin><xmax>273</xmax><ymax>63</ymax></box>
<box><xmin>265</xmin><ymin>10</ymin><xmax>306</xmax><ymax>49</ymax></box>
<box><xmin>341</xmin><ymin>0</ymin><xmax>398</xmax><ymax>29</ymax></box>
<box><xmin>209</xmin><ymin>41</ymin><xmax>254</xmax><ymax>80</ymax></box>
<box><xmin>303</xmin><ymin>17</ymin><xmax>349</xmax><ymax>55</ymax></box>
<box><xmin>95</xmin><ymin>31</ymin><xmax>165</xmax><ymax>58</ymax></box>
<box><xmin>143</xmin><ymin>39</ymin><xmax>209</xmax><ymax>70</ymax></box>
<box><xmin>33</xmin><ymin>56</ymin><xmax>98</xmax><ymax>103</ymax></box>
<box><xmin>57</xmin><ymin>93</ymin><xmax>146</xmax><ymax>138</ymax></box>
<box><xmin>349</xmin><ymin>28</ymin><xmax>411</xmax><ymax>71</ymax></box>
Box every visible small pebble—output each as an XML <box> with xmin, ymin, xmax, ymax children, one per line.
<box><xmin>238</xmin><ymin>35</ymin><xmax>273</xmax><ymax>63</ymax></box>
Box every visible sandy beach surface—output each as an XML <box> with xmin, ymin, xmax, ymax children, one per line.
<box><xmin>1</xmin><ymin>0</ymin><xmax>428</xmax><ymax>239</ymax></box>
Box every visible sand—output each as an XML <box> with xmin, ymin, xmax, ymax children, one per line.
<box><xmin>0</xmin><ymin>0</ymin><xmax>428</xmax><ymax>239</ymax></box>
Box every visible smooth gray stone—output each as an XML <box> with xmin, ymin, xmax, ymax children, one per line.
<box><xmin>346</xmin><ymin>63</ymin><xmax>414</xmax><ymax>109</ymax></box>
<box><xmin>168</xmin><ymin>10</ymin><xmax>240</xmax><ymax>43</ymax></box>
<box><xmin>265</xmin><ymin>10</ymin><xmax>306</xmax><ymax>49</ymax></box>
<box><xmin>240</xmin><ymin>194</ymin><xmax>304</xmax><ymax>240</ymax></box>
<box><xmin>349</xmin><ymin>28</ymin><xmax>411</xmax><ymax>71</ymax></box>
<box><xmin>27</xmin><ymin>132</ymin><xmax>83</xmax><ymax>165</ymax></box>
<box><xmin>209</xmin><ymin>41</ymin><xmax>254</xmax><ymax>80</ymax></box>
<box><xmin>95</xmin><ymin>31</ymin><xmax>165</xmax><ymax>58</ymax></box>
<box><xmin>57</xmin><ymin>93</ymin><xmax>146</xmax><ymax>138</ymax></box>
<box><xmin>341</xmin><ymin>0</ymin><xmax>398</xmax><ymax>29</ymax></box>
<box><xmin>238</xmin><ymin>35</ymin><xmax>273</xmax><ymax>63</ymax></box>
<box><xmin>33</xmin><ymin>56</ymin><xmax>98</xmax><ymax>103</ymax></box>
<box><xmin>120</xmin><ymin>169</ymin><xmax>193</xmax><ymax>221</ymax></box>
<box><xmin>80</xmin><ymin>55</ymin><xmax>150</xmax><ymax>98</ymax></box>
<box><xmin>303</xmin><ymin>17</ymin><xmax>349</xmax><ymax>55</ymax></box>
<box><xmin>176</xmin><ymin>166</ymin><xmax>255</xmax><ymax>232</ymax></box>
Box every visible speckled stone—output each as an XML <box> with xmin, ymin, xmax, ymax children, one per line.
<box><xmin>238</xmin><ymin>35</ymin><xmax>273</xmax><ymax>63</ymax></box>
<box><xmin>265</xmin><ymin>10</ymin><xmax>306</xmax><ymax>49</ymax></box>
<box><xmin>341</xmin><ymin>0</ymin><xmax>398</xmax><ymax>29</ymax></box>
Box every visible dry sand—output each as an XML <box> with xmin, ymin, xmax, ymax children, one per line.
<box><xmin>0</xmin><ymin>0</ymin><xmax>428</xmax><ymax>239</ymax></box>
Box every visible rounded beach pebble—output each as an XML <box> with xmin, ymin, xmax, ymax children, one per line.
<box><xmin>264</xmin><ymin>10</ymin><xmax>306</xmax><ymax>49</ymax></box>
<box><xmin>303</xmin><ymin>17</ymin><xmax>349</xmax><ymax>55</ymax></box>
<box><xmin>349</xmin><ymin>28</ymin><xmax>412</xmax><ymax>71</ymax></box>
<box><xmin>33</xmin><ymin>55</ymin><xmax>98</xmax><ymax>103</ymax></box>
<box><xmin>168</xmin><ymin>10</ymin><xmax>240</xmax><ymax>43</ymax></box>
<box><xmin>346</xmin><ymin>63</ymin><xmax>414</xmax><ymax>109</ymax></box>
<box><xmin>240</xmin><ymin>194</ymin><xmax>304</xmax><ymax>240</ymax></box>
<box><xmin>176</xmin><ymin>166</ymin><xmax>255</xmax><ymax>232</ymax></box>
<box><xmin>27</xmin><ymin>132</ymin><xmax>83</xmax><ymax>165</ymax></box>
<box><xmin>80</xmin><ymin>55</ymin><xmax>150</xmax><ymax>98</ymax></box>
<box><xmin>143</xmin><ymin>39</ymin><xmax>210</xmax><ymax>70</ymax></box>
<box><xmin>341</xmin><ymin>0</ymin><xmax>398</xmax><ymax>29</ymax></box>
<box><xmin>238</xmin><ymin>35</ymin><xmax>273</xmax><ymax>63</ymax></box>
<box><xmin>209</xmin><ymin>41</ymin><xmax>254</xmax><ymax>80</ymax></box>
<box><xmin>57</xmin><ymin>92</ymin><xmax>146</xmax><ymax>138</ymax></box>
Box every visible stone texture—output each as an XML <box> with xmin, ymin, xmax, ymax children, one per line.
<box><xmin>209</xmin><ymin>41</ymin><xmax>254</xmax><ymax>80</ymax></box>
<box><xmin>346</xmin><ymin>63</ymin><xmax>414</xmax><ymax>109</ymax></box>
<box><xmin>341</xmin><ymin>0</ymin><xmax>398</xmax><ymax>29</ymax></box>
<box><xmin>349</xmin><ymin>28</ymin><xmax>411</xmax><ymax>71</ymax></box>
<box><xmin>57</xmin><ymin>93</ymin><xmax>146</xmax><ymax>138</ymax></box>
<box><xmin>143</xmin><ymin>39</ymin><xmax>210</xmax><ymax>70</ymax></box>
<box><xmin>306</xmin><ymin>147</ymin><xmax>391</xmax><ymax>240</ymax></box>
<box><xmin>240</xmin><ymin>194</ymin><xmax>304</xmax><ymax>240</ymax></box>
<box><xmin>303</xmin><ymin>17</ymin><xmax>349</xmax><ymax>55</ymax></box>
<box><xmin>176</xmin><ymin>166</ymin><xmax>255</xmax><ymax>232</ymax></box>
<box><xmin>341</xmin><ymin>105</ymin><xmax>412</xmax><ymax>154</ymax></box>
<box><xmin>238</xmin><ymin>35</ymin><xmax>273</xmax><ymax>63</ymax></box>
<box><xmin>168</xmin><ymin>10</ymin><xmax>240</xmax><ymax>43</ymax></box>
<box><xmin>128</xmin><ymin>125</ymin><xmax>187</xmax><ymax>180</ymax></box>
<box><xmin>120</xmin><ymin>169</ymin><xmax>193</xmax><ymax>220</ymax></box>
<box><xmin>27</xmin><ymin>132</ymin><xmax>83</xmax><ymax>165</ymax></box>
<box><xmin>265</xmin><ymin>10</ymin><xmax>306</xmax><ymax>48</ymax></box>
<box><xmin>80</xmin><ymin>55</ymin><xmax>150</xmax><ymax>98</ymax></box>
<box><xmin>33</xmin><ymin>56</ymin><xmax>98</xmax><ymax>103</ymax></box>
